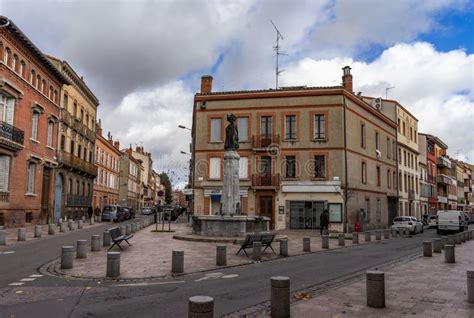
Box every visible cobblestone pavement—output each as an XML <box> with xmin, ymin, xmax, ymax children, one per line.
<box><xmin>53</xmin><ymin>223</ymin><xmax>376</xmax><ymax>279</ymax></box>
<box><xmin>289</xmin><ymin>239</ymin><xmax>474</xmax><ymax>318</ymax></box>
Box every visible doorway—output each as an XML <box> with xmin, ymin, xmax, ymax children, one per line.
<box><xmin>289</xmin><ymin>201</ymin><xmax>324</xmax><ymax>229</ymax></box>
<box><xmin>53</xmin><ymin>173</ymin><xmax>63</xmax><ymax>222</ymax></box>
<box><xmin>259</xmin><ymin>195</ymin><xmax>274</xmax><ymax>228</ymax></box>
<box><xmin>41</xmin><ymin>167</ymin><xmax>52</xmax><ymax>223</ymax></box>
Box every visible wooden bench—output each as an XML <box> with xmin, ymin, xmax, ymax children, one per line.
<box><xmin>108</xmin><ymin>226</ymin><xmax>134</xmax><ymax>251</ymax></box>
<box><xmin>234</xmin><ymin>233</ymin><xmax>276</xmax><ymax>257</ymax></box>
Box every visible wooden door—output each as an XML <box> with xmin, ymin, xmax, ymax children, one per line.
<box><xmin>41</xmin><ymin>167</ymin><xmax>52</xmax><ymax>222</ymax></box>
<box><xmin>259</xmin><ymin>195</ymin><xmax>274</xmax><ymax>228</ymax></box>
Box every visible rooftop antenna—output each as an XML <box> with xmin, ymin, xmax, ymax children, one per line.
<box><xmin>271</xmin><ymin>20</ymin><xmax>287</xmax><ymax>89</ymax></box>
<box><xmin>385</xmin><ymin>86</ymin><xmax>395</xmax><ymax>99</ymax></box>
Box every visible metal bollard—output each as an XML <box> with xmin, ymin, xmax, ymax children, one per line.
<box><xmin>467</xmin><ymin>270</ymin><xmax>474</xmax><ymax>304</ymax></box>
<box><xmin>103</xmin><ymin>230</ymin><xmax>111</xmax><ymax>246</ymax></box>
<box><xmin>216</xmin><ymin>245</ymin><xmax>227</xmax><ymax>266</ymax></box>
<box><xmin>0</xmin><ymin>231</ymin><xmax>6</xmax><ymax>245</ymax></box>
<box><xmin>253</xmin><ymin>241</ymin><xmax>262</xmax><ymax>260</ymax></box>
<box><xmin>375</xmin><ymin>230</ymin><xmax>381</xmax><ymax>241</ymax></box>
<box><xmin>106</xmin><ymin>252</ymin><xmax>120</xmax><ymax>278</ymax></box>
<box><xmin>172</xmin><ymin>250</ymin><xmax>184</xmax><ymax>273</ymax></box>
<box><xmin>60</xmin><ymin>223</ymin><xmax>67</xmax><ymax>233</ymax></box>
<box><xmin>188</xmin><ymin>296</ymin><xmax>214</xmax><ymax>318</ymax></box>
<box><xmin>91</xmin><ymin>235</ymin><xmax>101</xmax><ymax>252</ymax></box>
<box><xmin>48</xmin><ymin>224</ymin><xmax>55</xmax><ymax>235</ymax></box>
<box><xmin>119</xmin><ymin>226</ymin><xmax>126</xmax><ymax>236</ymax></box>
<box><xmin>445</xmin><ymin>245</ymin><xmax>455</xmax><ymax>263</ymax></box>
<box><xmin>76</xmin><ymin>240</ymin><xmax>88</xmax><ymax>259</ymax></box>
<box><xmin>77</xmin><ymin>220</ymin><xmax>83</xmax><ymax>230</ymax></box>
<box><xmin>433</xmin><ymin>238</ymin><xmax>442</xmax><ymax>253</ymax></box>
<box><xmin>322</xmin><ymin>235</ymin><xmax>329</xmax><ymax>249</ymax></box>
<box><xmin>338</xmin><ymin>233</ymin><xmax>345</xmax><ymax>246</ymax></box>
<box><xmin>384</xmin><ymin>229</ymin><xmax>390</xmax><ymax>239</ymax></box>
<box><xmin>61</xmin><ymin>246</ymin><xmax>74</xmax><ymax>269</ymax></box>
<box><xmin>366</xmin><ymin>270</ymin><xmax>385</xmax><ymax>308</ymax></box>
<box><xmin>279</xmin><ymin>239</ymin><xmax>288</xmax><ymax>257</ymax></box>
<box><xmin>447</xmin><ymin>234</ymin><xmax>455</xmax><ymax>245</ymax></box>
<box><xmin>34</xmin><ymin>225</ymin><xmax>42</xmax><ymax>238</ymax></box>
<box><xmin>126</xmin><ymin>224</ymin><xmax>131</xmax><ymax>235</ymax></box>
<box><xmin>271</xmin><ymin>276</ymin><xmax>290</xmax><ymax>318</ymax></box>
<box><xmin>423</xmin><ymin>241</ymin><xmax>432</xmax><ymax>257</ymax></box>
<box><xmin>365</xmin><ymin>231</ymin><xmax>371</xmax><ymax>242</ymax></box>
<box><xmin>352</xmin><ymin>232</ymin><xmax>359</xmax><ymax>244</ymax></box>
<box><xmin>303</xmin><ymin>237</ymin><xmax>311</xmax><ymax>252</ymax></box>
<box><xmin>17</xmin><ymin>228</ymin><xmax>26</xmax><ymax>241</ymax></box>
<box><xmin>441</xmin><ymin>236</ymin><xmax>447</xmax><ymax>249</ymax></box>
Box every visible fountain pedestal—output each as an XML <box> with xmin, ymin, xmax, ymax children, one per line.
<box><xmin>192</xmin><ymin>215</ymin><xmax>270</xmax><ymax>237</ymax></box>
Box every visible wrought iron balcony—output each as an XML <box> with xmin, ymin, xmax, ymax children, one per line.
<box><xmin>0</xmin><ymin>121</ymin><xmax>24</xmax><ymax>151</ymax></box>
<box><xmin>67</xmin><ymin>195</ymin><xmax>91</xmax><ymax>207</ymax></box>
<box><xmin>437</xmin><ymin>156</ymin><xmax>451</xmax><ymax>169</ymax></box>
<box><xmin>252</xmin><ymin>173</ymin><xmax>280</xmax><ymax>188</ymax></box>
<box><xmin>58</xmin><ymin>150</ymin><xmax>98</xmax><ymax>176</ymax></box>
<box><xmin>60</xmin><ymin>111</ymin><xmax>96</xmax><ymax>142</ymax></box>
<box><xmin>251</xmin><ymin>134</ymin><xmax>280</xmax><ymax>150</ymax></box>
<box><xmin>408</xmin><ymin>189</ymin><xmax>415</xmax><ymax>201</ymax></box>
<box><xmin>437</xmin><ymin>174</ymin><xmax>452</xmax><ymax>185</ymax></box>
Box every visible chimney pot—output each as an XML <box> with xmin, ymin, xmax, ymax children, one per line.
<box><xmin>342</xmin><ymin>66</ymin><xmax>353</xmax><ymax>92</ymax></box>
<box><xmin>200</xmin><ymin>75</ymin><xmax>213</xmax><ymax>94</ymax></box>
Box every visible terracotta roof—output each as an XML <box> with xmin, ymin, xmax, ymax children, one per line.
<box><xmin>195</xmin><ymin>85</ymin><xmax>344</xmax><ymax>96</ymax></box>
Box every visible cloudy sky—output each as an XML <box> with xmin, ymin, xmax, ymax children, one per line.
<box><xmin>2</xmin><ymin>0</ymin><xmax>473</xmax><ymax>187</ymax></box>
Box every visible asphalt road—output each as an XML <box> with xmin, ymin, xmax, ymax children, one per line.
<box><xmin>0</xmin><ymin>225</ymin><xmax>446</xmax><ymax>318</ymax></box>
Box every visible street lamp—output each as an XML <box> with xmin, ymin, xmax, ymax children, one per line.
<box><xmin>180</xmin><ymin>150</ymin><xmax>191</xmax><ymax>156</ymax></box>
<box><xmin>178</xmin><ymin>125</ymin><xmax>191</xmax><ymax>131</ymax></box>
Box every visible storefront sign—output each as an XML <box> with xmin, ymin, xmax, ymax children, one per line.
<box><xmin>278</xmin><ymin>206</ymin><xmax>285</xmax><ymax>215</ymax></box>
<box><xmin>204</xmin><ymin>189</ymin><xmax>248</xmax><ymax>197</ymax></box>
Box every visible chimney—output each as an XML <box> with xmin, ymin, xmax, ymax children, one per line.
<box><xmin>342</xmin><ymin>66</ymin><xmax>353</xmax><ymax>92</ymax></box>
<box><xmin>114</xmin><ymin>141</ymin><xmax>120</xmax><ymax>149</ymax></box>
<box><xmin>200</xmin><ymin>75</ymin><xmax>213</xmax><ymax>94</ymax></box>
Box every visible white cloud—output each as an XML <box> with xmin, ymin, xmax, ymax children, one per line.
<box><xmin>281</xmin><ymin>42</ymin><xmax>474</xmax><ymax>160</ymax></box>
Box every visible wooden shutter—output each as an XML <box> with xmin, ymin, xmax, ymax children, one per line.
<box><xmin>239</xmin><ymin>157</ymin><xmax>248</xmax><ymax>179</ymax></box>
<box><xmin>31</xmin><ymin>113</ymin><xmax>39</xmax><ymax>139</ymax></box>
<box><xmin>27</xmin><ymin>162</ymin><xmax>36</xmax><ymax>193</ymax></box>
<box><xmin>0</xmin><ymin>156</ymin><xmax>10</xmax><ymax>191</ymax></box>
<box><xmin>47</xmin><ymin>121</ymin><xmax>53</xmax><ymax>146</ymax></box>
<box><xmin>6</xmin><ymin>97</ymin><xmax>15</xmax><ymax>125</ymax></box>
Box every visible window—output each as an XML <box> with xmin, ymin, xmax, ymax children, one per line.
<box><xmin>314</xmin><ymin>114</ymin><xmax>326</xmax><ymax>139</ymax></box>
<box><xmin>404</xmin><ymin>174</ymin><xmax>407</xmax><ymax>192</ymax></box>
<box><xmin>42</xmin><ymin>80</ymin><xmax>46</xmax><ymax>94</ymax></box>
<box><xmin>398</xmin><ymin>148</ymin><xmax>401</xmax><ymax>163</ymax></box>
<box><xmin>47</xmin><ymin>121</ymin><xmax>53</xmax><ymax>147</ymax></box>
<box><xmin>68</xmin><ymin>179</ymin><xmax>72</xmax><ymax>195</ymax></box>
<box><xmin>73</xmin><ymin>102</ymin><xmax>77</xmax><ymax>117</ymax></box>
<box><xmin>387</xmin><ymin>169</ymin><xmax>391</xmax><ymax>189</ymax></box>
<box><xmin>210</xmin><ymin>118</ymin><xmax>222</xmax><ymax>142</ymax></box>
<box><xmin>387</xmin><ymin>138</ymin><xmax>391</xmax><ymax>159</ymax></box>
<box><xmin>361</xmin><ymin>162</ymin><xmax>367</xmax><ymax>184</ymax></box>
<box><xmin>31</xmin><ymin>112</ymin><xmax>39</xmax><ymax>140</ymax></box>
<box><xmin>375</xmin><ymin>132</ymin><xmax>380</xmax><ymax>151</ymax></box>
<box><xmin>237</xmin><ymin>117</ymin><xmax>248</xmax><ymax>142</ymax></box>
<box><xmin>239</xmin><ymin>157</ymin><xmax>248</xmax><ymax>179</ymax></box>
<box><xmin>20</xmin><ymin>61</ymin><xmax>25</xmax><ymax>78</ymax></box>
<box><xmin>30</xmin><ymin>70</ymin><xmax>36</xmax><ymax>86</ymax></box>
<box><xmin>0</xmin><ymin>155</ymin><xmax>11</xmax><ymax>192</ymax></box>
<box><xmin>393</xmin><ymin>141</ymin><xmax>396</xmax><ymax>161</ymax></box>
<box><xmin>26</xmin><ymin>162</ymin><xmax>36</xmax><ymax>194</ymax></box>
<box><xmin>37</xmin><ymin>75</ymin><xmax>41</xmax><ymax>91</ymax></box>
<box><xmin>49</xmin><ymin>86</ymin><xmax>53</xmax><ymax>100</ymax></box>
<box><xmin>70</xmin><ymin>140</ymin><xmax>75</xmax><ymax>155</ymax></box>
<box><xmin>4</xmin><ymin>48</ymin><xmax>10</xmax><ymax>65</ymax></box>
<box><xmin>376</xmin><ymin>166</ymin><xmax>381</xmax><ymax>187</ymax></box>
<box><xmin>285</xmin><ymin>155</ymin><xmax>296</xmax><ymax>178</ymax></box>
<box><xmin>80</xmin><ymin>109</ymin><xmax>84</xmax><ymax>122</ymax></box>
<box><xmin>314</xmin><ymin>155</ymin><xmax>326</xmax><ymax>178</ymax></box>
<box><xmin>76</xmin><ymin>180</ymin><xmax>80</xmax><ymax>195</ymax></box>
<box><xmin>82</xmin><ymin>182</ymin><xmax>85</xmax><ymax>196</ymax></box>
<box><xmin>77</xmin><ymin>145</ymin><xmax>82</xmax><ymax>158</ymax></box>
<box><xmin>209</xmin><ymin>157</ymin><xmax>221</xmax><ymax>179</ymax></box>
<box><xmin>393</xmin><ymin>171</ymin><xmax>397</xmax><ymax>189</ymax></box>
<box><xmin>399</xmin><ymin>172</ymin><xmax>402</xmax><ymax>191</ymax></box>
<box><xmin>86</xmin><ymin>114</ymin><xmax>89</xmax><ymax>128</ymax></box>
<box><xmin>60</xmin><ymin>135</ymin><xmax>65</xmax><ymax>150</ymax></box>
<box><xmin>410</xmin><ymin>127</ymin><xmax>413</xmax><ymax>141</ymax></box>
<box><xmin>63</xmin><ymin>94</ymin><xmax>68</xmax><ymax>109</ymax></box>
<box><xmin>403</xmin><ymin>151</ymin><xmax>407</xmax><ymax>167</ymax></box>
<box><xmin>12</xmin><ymin>54</ymin><xmax>18</xmax><ymax>72</ymax></box>
<box><xmin>284</xmin><ymin>115</ymin><xmax>297</xmax><ymax>140</ymax></box>
<box><xmin>360</xmin><ymin>123</ymin><xmax>366</xmax><ymax>148</ymax></box>
<box><xmin>402</xmin><ymin>121</ymin><xmax>406</xmax><ymax>136</ymax></box>
<box><xmin>0</xmin><ymin>94</ymin><xmax>15</xmax><ymax>125</ymax></box>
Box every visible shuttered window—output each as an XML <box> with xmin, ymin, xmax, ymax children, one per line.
<box><xmin>31</xmin><ymin>112</ymin><xmax>39</xmax><ymax>140</ymax></box>
<box><xmin>239</xmin><ymin>157</ymin><xmax>248</xmax><ymax>179</ymax></box>
<box><xmin>27</xmin><ymin>162</ymin><xmax>36</xmax><ymax>194</ymax></box>
<box><xmin>210</xmin><ymin>118</ymin><xmax>222</xmax><ymax>142</ymax></box>
<box><xmin>47</xmin><ymin>121</ymin><xmax>53</xmax><ymax>147</ymax></box>
<box><xmin>0</xmin><ymin>94</ymin><xmax>15</xmax><ymax>125</ymax></box>
<box><xmin>209</xmin><ymin>157</ymin><xmax>221</xmax><ymax>179</ymax></box>
<box><xmin>0</xmin><ymin>156</ymin><xmax>11</xmax><ymax>192</ymax></box>
<box><xmin>237</xmin><ymin>117</ymin><xmax>248</xmax><ymax>142</ymax></box>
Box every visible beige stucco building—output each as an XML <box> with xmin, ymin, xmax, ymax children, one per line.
<box><xmin>119</xmin><ymin>148</ymin><xmax>142</xmax><ymax>210</ymax></box>
<box><xmin>131</xmin><ymin>146</ymin><xmax>154</xmax><ymax>207</ymax></box>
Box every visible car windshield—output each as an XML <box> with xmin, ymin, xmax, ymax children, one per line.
<box><xmin>103</xmin><ymin>206</ymin><xmax>115</xmax><ymax>212</ymax></box>
<box><xmin>394</xmin><ymin>217</ymin><xmax>410</xmax><ymax>222</ymax></box>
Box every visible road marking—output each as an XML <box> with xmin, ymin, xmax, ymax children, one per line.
<box><xmin>195</xmin><ymin>272</ymin><xmax>224</xmax><ymax>282</ymax></box>
<box><xmin>20</xmin><ymin>278</ymin><xmax>36</xmax><ymax>282</ymax></box>
<box><xmin>112</xmin><ymin>281</ymin><xmax>185</xmax><ymax>287</ymax></box>
<box><xmin>0</xmin><ymin>251</ymin><xmax>15</xmax><ymax>255</ymax></box>
<box><xmin>222</xmin><ymin>274</ymin><xmax>239</xmax><ymax>279</ymax></box>
<box><xmin>29</xmin><ymin>274</ymin><xmax>43</xmax><ymax>278</ymax></box>
<box><xmin>8</xmin><ymin>282</ymin><xmax>24</xmax><ymax>286</ymax></box>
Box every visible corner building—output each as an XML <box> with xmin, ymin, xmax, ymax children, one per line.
<box><xmin>192</xmin><ymin>67</ymin><xmax>398</xmax><ymax>232</ymax></box>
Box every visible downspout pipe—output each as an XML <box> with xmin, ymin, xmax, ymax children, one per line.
<box><xmin>343</xmin><ymin>95</ymin><xmax>349</xmax><ymax>233</ymax></box>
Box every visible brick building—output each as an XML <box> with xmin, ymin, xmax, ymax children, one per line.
<box><xmin>192</xmin><ymin>67</ymin><xmax>398</xmax><ymax>231</ymax></box>
<box><xmin>0</xmin><ymin>16</ymin><xmax>69</xmax><ymax>226</ymax></box>
<box><xmin>119</xmin><ymin>148</ymin><xmax>142</xmax><ymax>210</ymax></box>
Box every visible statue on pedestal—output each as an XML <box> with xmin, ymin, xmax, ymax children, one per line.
<box><xmin>221</xmin><ymin>113</ymin><xmax>241</xmax><ymax>216</ymax></box>
<box><xmin>224</xmin><ymin>113</ymin><xmax>239</xmax><ymax>150</ymax></box>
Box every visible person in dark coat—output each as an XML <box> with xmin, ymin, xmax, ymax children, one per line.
<box><xmin>320</xmin><ymin>209</ymin><xmax>329</xmax><ymax>235</ymax></box>
<box><xmin>87</xmin><ymin>206</ymin><xmax>93</xmax><ymax>219</ymax></box>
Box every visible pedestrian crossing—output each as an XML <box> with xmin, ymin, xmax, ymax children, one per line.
<box><xmin>8</xmin><ymin>274</ymin><xmax>43</xmax><ymax>287</ymax></box>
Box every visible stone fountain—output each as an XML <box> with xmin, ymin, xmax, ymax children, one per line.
<box><xmin>192</xmin><ymin>113</ymin><xmax>270</xmax><ymax>237</ymax></box>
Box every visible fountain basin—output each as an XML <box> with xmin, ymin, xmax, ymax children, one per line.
<box><xmin>192</xmin><ymin>215</ymin><xmax>270</xmax><ymax>237</ymax></box>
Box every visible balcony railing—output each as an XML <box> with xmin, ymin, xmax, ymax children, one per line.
<box><xmin>0</xmin><ymin>121</ymin><xmax>24</xmax><ymax>146</ymax></box>
<box><xmin>408</xmin><ymin>189</ymin><xmax>415</xmax><ymax>201</ymax></box>
<box><xmin>60</xmin><ymin>111</ymin><xmax>96</xmax><ymax>142</ymax></box>
<box><xmin>437</xmin><ymin>195</ymin><xmax>448</xmax><ymax>204</ymax></box>
<box><xmin>0</xmin><ymin>191</ymin><xmax>9</xmax><ymax>203</ymax></box>
<box><xmin>58</xmin><ymin>150</ymin><xmax>98</xmax><ymax>176</ymax></box>
<box><xmin>427</xmin><ymin>175</ymin><xmax>437</xmax><ymax>184</ymax></box>
<box><xmin>67</xmin><ymin>195</ymin><xmax>91</xmax><ymax>207</ymax></box>
<box><xmin>437</xmin><ymin>156</ymin><xmax>451</xmax><ymax>169</ymax></box>
<box><xmin>437</xmin><ymin>174</ymin><xmax>452</xmax><ymax>185</ymax></box>
<box><xmin>252</xmin><ymin>173</ymin><xmax>280</xmax><ymax>188</ymax></box>
<box><xmin>252</xmin><ymin>134</ymin><xmax>280</xmax><ymax>149</ymax></box>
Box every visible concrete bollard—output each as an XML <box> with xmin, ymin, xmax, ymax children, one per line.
<box><xmin>279</xmin><ymin>239</ymin><xmax>288</xmax><ymax>257</ymax></box>
<box><xmin>303</xmin><ymin>237</ymin><xmax>311</xmax><ymax>252</ymax></box>
<box><xmin>0</xmin><ymin>231</ymin><xmax>6</xmax><ymax>245</ymax></box>
<box><xmin>34</xmin><ymin>225</ymin><xmax>42</xmax><ymax>238</ymax></box>
<box><xmin>352</xmin><ymin>232</ymin><xmax>359</xmax><ymax>244</ymax></box>
<box><xmin>48</xmin><ymin>224</ymin><xmax>55</xmax><ymax>235</ymax></box>
<box><xmin>216</xmin><ymin>245</ymin><xmax>227</xmax><ymax>266</ymax></box>
<box><xmin>126</xmin><ymin>224</ymin><xmax>131</xmax><ymax>235</ymax></box>
<box><xmin>131</xmin><ymin>223</ymin><xmax>136</xmax><ymax>233</ymax></box>
<box><xmin>322</xmin><ymin>235</ymin><xmax>329</xmax><ymax>249</ymax></box>
<box><xmin>366</xmin><ymin>270</ymin><xmax>385</xmax><ymax>308</ymax></box>
<box><xmin>82</xmin><ymin>216</ymin><xmax>85</xmax><ymax>221</ymax></box>
<box><xmin>384</xmin><ymin>229</ymin><xmax>390</xmax><ymax>239</ymax></box>
<box><xmin>91</xmin><ymin>235</ymin><xmax>101</xmax><ymax>252</ymax></box>
<box><xmin>119</xmin><ymin>226</ymin><xmax>126</xmax><ymax>236</ymax></box>
<box><xmin>103</xmin><ymin>230</ymin><xmax>111</xmax><ymax>246</ymax></box>
<box><xmin>271</xmin><ymin>276</ymin><xmax>290</xmax><ymax>318</ymax></box>
<box><xmin>423</xmin><ymin>241</ymin><xmax>432</xmax><ymax>257</ymax></box>
<box><xmin>447</xmin><ymin>234</ymin><xmax>455</xmax><ymax>245</ymax></box>
<box><xmin>338</xmin><ymin>233</ymin><xmax>345</xmax><ymax>246</ymax></box>
<box><xmin>433</xmin><ymin>238</ymin><xmax>442</xmax><ymax>253</ymax></box>
<box><xmin>68</xmin><ymin>220</ymin><xmax>73</xmax><ymax>230</ymax></box>
<box><xmin>455</xmin><ymin>233</ymin><xmax>462</xmax><ymax>245</ymax></box>
<box><xmin>77</xmin><ymin>220</ymin><xmax>83</xmax><ymax>230</ymax></box>
<box><xmin>172</xmin><ymin>250</ymin><xmax>184</xmax><ymax>273</ymax></box>
<box><xmin>253</xmin><ymin>241</ymin><xmax>262</xmax><ymax>260</ymax></box>
<box><xmin>17</xmin><ymin>228</ymin><xmax>26</xmax><ymax>241</ymax></box>
<box><xmin>365</xmin><ymin>231</ymin><xmax>371</xmax><ymax>242</ymax></box>
<box><xmin>76</xmin><ymin>240</ymin><xmax>88</xmax><ymax>259</ymax></box>
<box><xmin>441</xmin><ymin>236</ymin><xmax>447</xmax><ymax>249</ymax></box>
<box><xmin>106</xmin><ymin>252</ymin><xmax>120</xmax><ymax>278</ymax></box>
<box><xmin>90</xmin><ymin>217</ymin><xmax>94</xmax><ymax>225</ymax></box>
<box><xmin>445</xmin><ymin>245</ymin><xmax>455</xmax><ymax>263</ymax></box>
<box><xmin>188</xmin><ymin>296</ymin><xmax>214</xmax><ymax>318</ymax></box>
<box><xmin>61</xmin><ymin>246</ymin><xmax>74</xmax><ymax>269</ymax></box>
<box><xmin>391</xmin><ymin>228</ymin><xmax>398</xmax><ymax>238</ymax></box>
<box><xmin>375</xmin><ymin>230</ymin><xmax>381</xmax><ymax>241</ymax></box>
<box><xmin>467</xmin><ymin>270</ymin><xmax>474</xmax><ymax>304</ymax></box>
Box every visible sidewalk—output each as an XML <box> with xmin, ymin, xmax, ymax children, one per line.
<box><xmin>290</xmin><ymin>240</ymin><xmax>474</xmax><ymax>317</ymax></box>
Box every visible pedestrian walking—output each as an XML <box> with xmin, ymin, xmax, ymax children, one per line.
<box><xmin>320</xmin><ymin>209</ymin><xmax>329</xmax><ymax>235</ymax></box>
<box><xmin>87</xmin><ymin>206</ymin><xmax>93</xmax><ymax>219</ymax></box>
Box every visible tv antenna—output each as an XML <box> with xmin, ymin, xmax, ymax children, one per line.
<box><xmin>385</xmin><ymin>86</ymin><xmax>395</xmax><ymax>99</ymax></box>
<box><xmin>271</xmin><ymin>20</ymin><xmax>287</xmax><ymax>89</ymax></box>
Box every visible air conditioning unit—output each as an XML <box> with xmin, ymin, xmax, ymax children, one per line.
<box><xmin>372</xmin><ymin>98</ymin><xmax>382</xmax><ymax>110</ymax></box>
<box><xmin>376</xmin><ymin>149</ymin><xmax>381</xmax><ymax>157</ymax></box>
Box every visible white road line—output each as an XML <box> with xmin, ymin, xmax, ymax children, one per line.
<box><xmin>222</xmin><ymin>274</ymin><xmax>239</xmax><ymax>279</ymax></box>
<box><xmin>8</xmin><ymin>282</ymin><xmax>24</xmax><ymax>286</ymax></box>
<box><xmin>29</xmin><ymin>274</ymin><xmax>43</xmax><ymax>278</ymax></box>
<box><xmin>20</xmin><ymin>278</ymin><xmax>36</xmax><ymax>282</ymax></box>
<box><xmin>0</xmin><ymin>251</ymin><xmax>15</xmax><ymax>255</ymax></box>
<box><xmin>112</xmin><ymin>281</ymin><xmax>185</xmax><ymax>287</ymax></box>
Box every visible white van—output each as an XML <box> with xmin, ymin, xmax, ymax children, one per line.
<box><xmin>436</xmin><ymin>210</ymin><xmax>469</xmax><ymax>234</ymax></box>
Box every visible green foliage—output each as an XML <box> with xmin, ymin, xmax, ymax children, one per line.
<box><xmin>159</xmin><ymin>172</ymin><xmax>173</xmax><ymax>204</ymax></box>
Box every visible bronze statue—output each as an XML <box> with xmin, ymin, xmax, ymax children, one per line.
<box><xmin>224</xmin><ymin>113</ymin><xmax>239</xmax><ymax>150</ymax></box>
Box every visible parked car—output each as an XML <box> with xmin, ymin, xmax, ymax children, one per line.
<box><xmin>391</xmin><ymin>216</ymin><xmax>424</xmax><ymax>234</ymax></box>
<box><xmin>436</xmin><ymin>210</ymin><xmax>469</xmax><ymax>235</ymax></box>
<box><xmin>128</xmin><ymin>208</ymin><xmax>136</xmax><ymax>219</ymax></box>
<box><xmin>101</xmin><ymin>205</ymin><xmax>123</xmax><ymax>222</ymax></box>
<box><xmin>117</xmin><ymin>207</ymin><xmax>129</xmax><ymax>221</ymax></box>
<box><xmin>428</xmin><ymin>215</ymin><xmax>438</xmax><ymax>228</ymax></box>
<box><xmin>141</xmin><ymin>207</ymin><xmax>155</xmax><ymax>215</ymax></box>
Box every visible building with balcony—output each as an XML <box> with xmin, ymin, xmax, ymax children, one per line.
<box><xmin>434</xmin><ymin>140</ymin><xmax>455</xmax><ymax>210</ymax></box>
<box><xmin>92</xmin><ymin>122</ymin><xmax>121</xmax><ymax>212</ymax></box>
<box><xmin>119</xmin><ymin>148</ymin><xmax>142</xmax><ymax>210</ymax></box>
<box><xmin>192</xmin><ymin>67</ymin><xmax>398</xmax><ymax>231</ymax></box>
<box><xmin>131</xmin><ymin>146</ymin><xmax>154</xmax><ymax>208</ymax></box>
<box><xmin>0</xmin><ymin>16</ymin><xmax>69</xmax><ymax>227</ymax></box>
<box><xmin>47</xmin><ymin>56</ymin><xmax>98</xmax><ymax>221</ymax></box>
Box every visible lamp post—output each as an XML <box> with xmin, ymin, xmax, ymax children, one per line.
<box><xmin>178</xmin><ymin>124</ymin><xmax>194</xmax><ymax>219</ymax></box>
<box><xmin>178</xmin><ymin>125</ymin><xmax>191</xmax><ymax>131</ymax></box>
